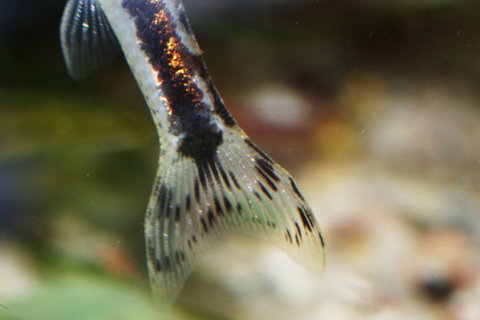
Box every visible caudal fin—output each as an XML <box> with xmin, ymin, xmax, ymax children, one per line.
<box><xmin>145</xmin><ymin>127</ymin><xmax>325</xmax><ymax>302</ymax></box>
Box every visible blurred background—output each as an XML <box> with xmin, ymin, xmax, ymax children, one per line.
<box><xmin>1</xmin><ymin>0</ymin><xmax>480</xmax><ymax>319</ymax></box>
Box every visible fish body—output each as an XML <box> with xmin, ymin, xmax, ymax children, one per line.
<box><xmin>61</xmin><ymin>0</ymin><xmax>325</xmax><ymax>303</ymax></box>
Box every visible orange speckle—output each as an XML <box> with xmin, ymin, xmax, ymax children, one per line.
<box><xmin>153</xmin><ymin>9</ymin><xmax>168</xmax><ymax>25</ymax></box>
<box><xmin>166</xmin><ymin>36</ymin><xmax>176</xmax><ymax>51</ymax></box>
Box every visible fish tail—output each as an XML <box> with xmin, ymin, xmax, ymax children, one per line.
<box><xmin>145</xmin><ymin>126</ymin><xmax>325</xmax><ymax>302</ymax></box>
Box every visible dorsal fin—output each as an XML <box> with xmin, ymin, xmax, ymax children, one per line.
<box><xmin>60</xmin><ymin>0</ymin><xmax>120</xmax><ymax>79</ymax></box>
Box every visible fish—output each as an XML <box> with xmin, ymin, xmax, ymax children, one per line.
<box><xmin>60</xmin><ymin>0</ymin><xmax>325</xmax><ymax>303</ymax></box>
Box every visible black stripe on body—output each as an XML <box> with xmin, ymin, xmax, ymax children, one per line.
<box><xmin>122</xmin><ymin>0</ymin><xmax>236</xmax><ymax>162</ymax></box>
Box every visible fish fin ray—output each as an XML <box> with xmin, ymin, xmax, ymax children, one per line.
<box><xmin>60</xmin><ymin>0</ymin><xmax>120</xmax><ymax>79</ymax></box>
<box><xmin>145</xmin><ymin>128</ymin><xmax>325</xmax><ymax>302</ymax></box>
